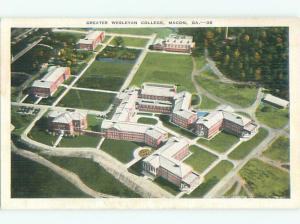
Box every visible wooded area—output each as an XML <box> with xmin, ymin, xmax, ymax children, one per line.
<box><xmin>179</xmin><ymin>27</ymin><xmax>289</xmax><ymax>99</ymax></box>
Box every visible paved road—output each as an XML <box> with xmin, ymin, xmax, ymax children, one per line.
<box><xmin>120</xmin><ymin>33</ymin><xmax>157</xmax><ymax>90</ymax></box>
<box><xmin>12</xmin><ymin>38</ymin><xmax>43</xmax><ymax>63</ymax></box>
<box><xmin>12</xmin><ymin>28</ymin><xmax>35</xmax><ymax>42</ymax></box>
<box><xmin>12</xmin><ymin>146</ymin><xmax>116</xmax><ymax>198</ymax></box>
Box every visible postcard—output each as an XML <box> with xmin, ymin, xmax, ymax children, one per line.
<box><xmin>1</xmin><ymin>18</ymin><xmax>300</xmax><ymax>209</ymax></box>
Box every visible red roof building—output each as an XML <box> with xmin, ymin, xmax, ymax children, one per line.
<box><xmin>77</xmin><ymin>31</ymin><xmax>105</xmax><ymax>50</ymax></box>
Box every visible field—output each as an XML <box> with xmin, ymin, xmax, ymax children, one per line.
<box><xmin>39</xmin><ymin>86</ymin><xmax>66</xmax><ymax>105</ymax></box>
<box><xmin>11</xmin><ymin>153</ymin><xmax>89</xmax><ymax>198</ymax></box>
<box><xmin>45</xmin><ymin>156</ymin><xmax>140</xmax><ymax>197</ymax></box>
<box><xmin>263</xmin><ymin>136</ymin><xmax>289</xmax><ymax>163</ymax></box>
<box><xmin>28</xmin><ymin>117</ymin><xmax>57</xmax><ymax>146</ymax></box>
<box><xmin>58</xmin><ymin>89</ymin><xmax>115</xmax><ymax>111</ymax></box>
<box><xmin>184</xmin><ymin>145</ymin><xmax>218</xmax><ymax>173</ymax></box>
<box><xmin>153</xmin><ymin>177</ymin><xmax>181</xmax><ymax>195</ymax></box>
<box><xmin>130</xmin><ymin>52</ymin><xmax>195</xmax><ymax>92</ymax></box>
<box><xmin>137</xmin><ymin>117</ymin><xmax>158</xmax><ymax>125</ymax></box>
<box><xmin>228</xmin><ymin>128</ymin><xmax>269</xmax><ymax>160</ymax></box>
<box><xmin>110</xmin><ymin>36</ymin><xmax>149</xmax><ymax>47</ymax></box>
<box><xmin>197</xmin><ymin>95</ymin><xmax>220</xmax><ymax>110</ymax></box>
<box><xmin>101</xmin><ymin>139</ymin><xmax>142</xmax><ymax>163</ymax></box>
<box><xmin>76</xmin><ymin>60</ymin><xmax>134</xmax><ymax>91</ymax></box>
<box><xmin>103</xmin><ymin>28</ymin><xmax>174</xmax><ymax>38</ymax></box>
<box><xmin>87</xmin><ymin>115</ymin><xmax>102</xmax><ymax>132</ymax></box>
<box><xmin>11</xmin><ymin>107</ymin><xmax>36</xmax><ymax>136</ymax></box>
<box><xmin>185</xmin><ymin>160</ymin><xmax>234</xmax><ymax>198</ymax></box>
<box><xmin>58</xmin><ymin>135</ymin><xmax>101</xmax><ymax>148</ymax></box>
<box><xmin>195</xmin><ymin>72</ymin><xmax>257</xmax><ymax>107</ymax></box>
<box><xmin>197</xmin><ymin>132</ymin><xmax>240</xmax><ymax>153</ymax></box>
<box><xmin>256</xmin><ymin>104</ymin><xmax>289</xmax><ymax>129</ymax></box>
<box><xmin>157</xmin><ymin>114</ymin><xmax>197</xmax><ymax>139</ymax></box>
<box><xmin>239</xmin><ymin>159</ymin><xmax>290</xmax><ymax>198</ymax></box>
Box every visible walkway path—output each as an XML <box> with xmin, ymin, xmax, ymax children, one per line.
<box><xmin>12</xmin><ymin>38</ymin><xmax>43</xmax><ymax>63</ymax></box>
<box><xmin>120</xmin><ymin>33</ymin><xmax>156</xmax><ymax>91</ymax></box>
<box><xmin>70</xmin><ymin>86</ymin><xmax>118</xmax><ymax>94</ymax></box>
<box><xmin>12</xmin><ymin>146</ymin><xmax>116</xmax><ymax>198</ymax></box>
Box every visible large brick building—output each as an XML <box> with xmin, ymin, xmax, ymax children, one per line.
<box><xmin>48</xmin><ymin>110</ymin><xmax>87</xmax><ymax>135</ymax></box>
<box><xmin>143</xmin><ymin>137</ymin><xmax>200</xmax><ymax>191</ymax></box>
<box><xmin>195</xmin><ymin>106</ymin><xmax>258</xmax><ymax>139</ymax></box>
<box><xmin>152</xmin><ymin>34</ymin><xmax>195</xmax><ymax>53</ymax></box>
<box><xmin>77</xmin><ymin>31</ymin><xmax>105</xmax><ymax>50</ymax></box>
<box><xmin>171</xmin><ymin>91</ymin><xmax>197</xmax><ymax>129</ymax></box>
<box><xmin>101</xmin><ymin>120</ymin><xmax>168</xmax><ymax>148</ymax></box>
<box><xmin>31</xmin><ymin>66</ymin><xmax>70</xmax><ymax>98</ymax></box>
<box><xmin>138</xmin><ymin>83</ymin><xmax>177</xmax><ymax>101</ymax></box>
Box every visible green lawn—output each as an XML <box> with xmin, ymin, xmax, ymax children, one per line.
<box><xmin>184</xmin><ymin>145</ymin><xmax>218</xmax><ymax>173</ymax></box>
<box><xmin>223</xmin><ymin>181</ymin><xmax>238</xmax><ymax>197</ymax></box>
<box><xmin>87</xmin><ymin>114</ymin><xmax>102</xmax><ymax>132</ymax></box>
<box><xmin>45</xmin><ymin>156</ymin><xmax>140</xmax><ymax>198</ymax></box>
<box><xmin>28</xmin><ymin>117</ymin><xmax>57</xmax><ymax>146</ymax></box>
<box><xmin>157</xmin><ymin>114</ymin><xmax>197</xmax><ymax>139</ymax></box>
<box><xmin>58</xmin><ymin>135</ymin><xmax>101</xmax><ymax>148</ymax></box>
<box><xmin>58</xmin><ymin>89</ymin><xmax>115</xmax><ymax>111</ymax></box>
<box><xmin>263</xmin><ymin>136</ymin><xmax>289</xmax><ymax>163</ymax></box>
<box><xmin>39</xmin><ymin>86</ymin><xmax>66</xmax><ymax>105</ymax></box>
<box><xmin>110</xmin><ymin>36</ymin><xmax>149</xmax><ymax>48</ymax></box>
<box><xmin>11</xmin><ymin>107</ymin><xmax>36</xmax><ymax>136</ymax></box>
<box><xmin>153</xmin><ymin>177</ymin><xmax>181</xmax><ymax>195</ymax></box>
<box><xmin>239</xmin><ymin>159</ymin><xmax>290</xmax><ymax>198</ymax></box>
<box><xmin>197</xmin><ymin>131</ymin><xmax>240</xmax><ymax>153</ymax></box>
<box><xmin>228</xmin><ymin>128</ymin><xmax>269</xmax><ymax>160</ymax></box>
<box><xmin>63</xmin><ymin>76</ymin><xmax>76</xmax><ymax>85</ymax></box>
<box><xmin>76</xmin><ymin>60</ymin><xmax>134</xmax><ymax>91</ymax></box>
<box><xmin>185</xmin><ymin>160</ymin><xmax>234</xmax><ymax>198</ymax></box>
<box><xmin>11</xmin><ymin>153</ymin><xmax>90</xmax><ymax>198</ymax></box>
<box><xmin>137</xmin><ymin>117</ymin><xmax>158</xmax><ymax>125</ymax></box>
<box><xmin>103</xmin><ymin>28</ymin><xmax>174</xmax><ymax>38</ymax></box>
<box><xmin>195</xmin><ymin>74</ymin><xmax>257</xmax><ymax>107</ymax></box>
<box><xmin>197</xmin><ymin>95</ymin><xmax>220</xmax><ymax>109</ymax></box>
<box><xmin>194</xmin><ymin>56</ymin><xmax>206</xmax><ymax>70</ymax></box>
<box><xmin>101</xmin><ymin>139</ymin><xmax>141</xmax><ymax>163</ymax></box>
<box><xmin>256</xmin><ymin>104</ymin><xmax>289</xmax><ymax>129</ymax></box>
<box><xmin>130</xmin><ymin>52</ymin><xmax>195</xmax><ymax>92</ymax></box>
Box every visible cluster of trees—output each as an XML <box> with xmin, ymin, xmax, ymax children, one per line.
<box><xmin>179</xmin><ymin>27</ymin><xmax>289</xmax><ymax>99</ymax></box>
<box><xmin>97</xmin><ymin>46</ymin><xmax>140</xmax><ymax>61</ymax></box>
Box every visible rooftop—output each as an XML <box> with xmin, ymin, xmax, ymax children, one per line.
<box><xmin>140</xmin><ymin>83</ymin><xmax>176</xmax><ymax>98</ymax></box>
<box><xmin>32</xmin><ymin>66</ymin><xmax>68</xmax><ymax>88</ymax></box>
<box><xmin>263</xmin><ymin>94</ymin><xmax>289</xmax><ymax>108</ymax></box>
<box><xmin>48</xmin><ymin>110</ymin><xmax>87</xmax><ymax>124</ymax></box>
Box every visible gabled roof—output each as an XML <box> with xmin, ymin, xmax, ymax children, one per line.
<box><xmin>32</xmin><ymin>66</ymin><xmax>68</xmax><ymax>88</ymax></box>
<box><xmin>263</xmin><ymin>94</ymin><xmax>289</xmax><ymax>107</ymax></box>
<box><xmin>173</xmin><ymin>91</ymin><xmax>192</xmax><ymax>112</ymax></box>
<box><xmin>143</xmin><ymin>137</ymin><xmax>192</xmax><ymax>178</ymax></box>
<box><xmin>49</xmin><ymin>111</ymin><xmax>87</xmax><ymax>124</ymax></box>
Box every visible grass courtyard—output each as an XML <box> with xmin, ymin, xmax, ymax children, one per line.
<box><xmin>58</xmin><ymin>89</ymin><xmax>115</xmax><ymax>111</ymax></box>
<box><xmin>58</xmin><ymin>135</ymin><xmax>101</xmax><ymax>148</ymax></box>
<box><xmin>157</xmin><ymin>114</ymin><xmax>197</xmax><ymax>139</ymax></box>
<box><xmin>195</xmin><ymin>72</ymin><xmax>257</xmax><ymax>107</ymax></box>
<box><xmin>197</xmin><ymin>131</ymin><xmax>240</xmax><ymax>153</ymax></box>
<box><xmin>197</xmin><ymin>95</ymin><xmax>220</xmax><ymax>110</ymax></box>
<box><xmin>39</xmin><ymin>86</ymin><xmax>66</xmax><ymax>106</ymax></box>
<box><xmin>110</xmin><ymin>36</ymin><xmax>149</xmax><ymax>48</ymax></box>
<box><xmin>256</xmin><ymin>104</ymin><xmax>289</xmax><ymax>129</ymax></box>
<box><xmin>137</xmin><ymin>117</ymin><xmax>158</xmax><ymax>125</ymax></box>
<box><xmin>153</xmin><ymin>177</ymin><xmax>181</xmax><ymax>195</ymax></box>
<box><xmin>101</xmin><ymin>139</ymin><xmax>142</xmax><ymax>163</ymax></box>
<box><xmin>45</xmin><ymin>156</ymin><xmax>140</xmax><ymax>198</ymax></box>
<box><xmin>11</xmin><ymin>153</ymin><xmax>89</xmax><ymax>198</ymax></box>
<box><xmin>184</xmin><ymin>145</ymin><xmax>218</xmax><ymax>173</ymax></box>
<box><xmin>11</xmin><ymin>106</ymin><xmax>36</xmax><ymax>136</ymax></box>
<box><xmin>263</xmin><ymin>136</ymin><xmax>289</xmax><ymax>163</ymax></box>
<box><xmin>76</xmin><ymin>60</ymin><xmax>134</xmax><ymax>91</ymax></box>
<box><xmin>28</xmin><ymin>117</ymin><xmax>57</xmax><ymax>146</ymax></box>
<box><xmin>87</xmin><ymin>114</ymin><xmax>102</xmax><ymax>132</ymax></box>
<box><xmin>228</xmin><ymin>128</ymin><xmax>269</xmax><ymax>160</ymax></box>
<box><xmin>185</xmin><ymin>160</ymin><xmax>234</xmax><ymax>198</ymax></box>
<box><xmin>130</xmin><ymin>52</ymin><xmax>195</xmax><ymax>92</ymax></box>
<box><xmin>103</xmin><ymin>28</ymin><xmax>174</xmax><ymax>38</ymax></box>
<box><xmin>239</xmin><ymin>159</ymin><xmax>290</xmax><ymax>198</ymax></box>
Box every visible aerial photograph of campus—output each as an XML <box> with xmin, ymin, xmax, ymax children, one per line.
<box><xmin>10</xmin><ymin>26</ymin><xmax>290</xmax><ymax>199</ymax></box>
